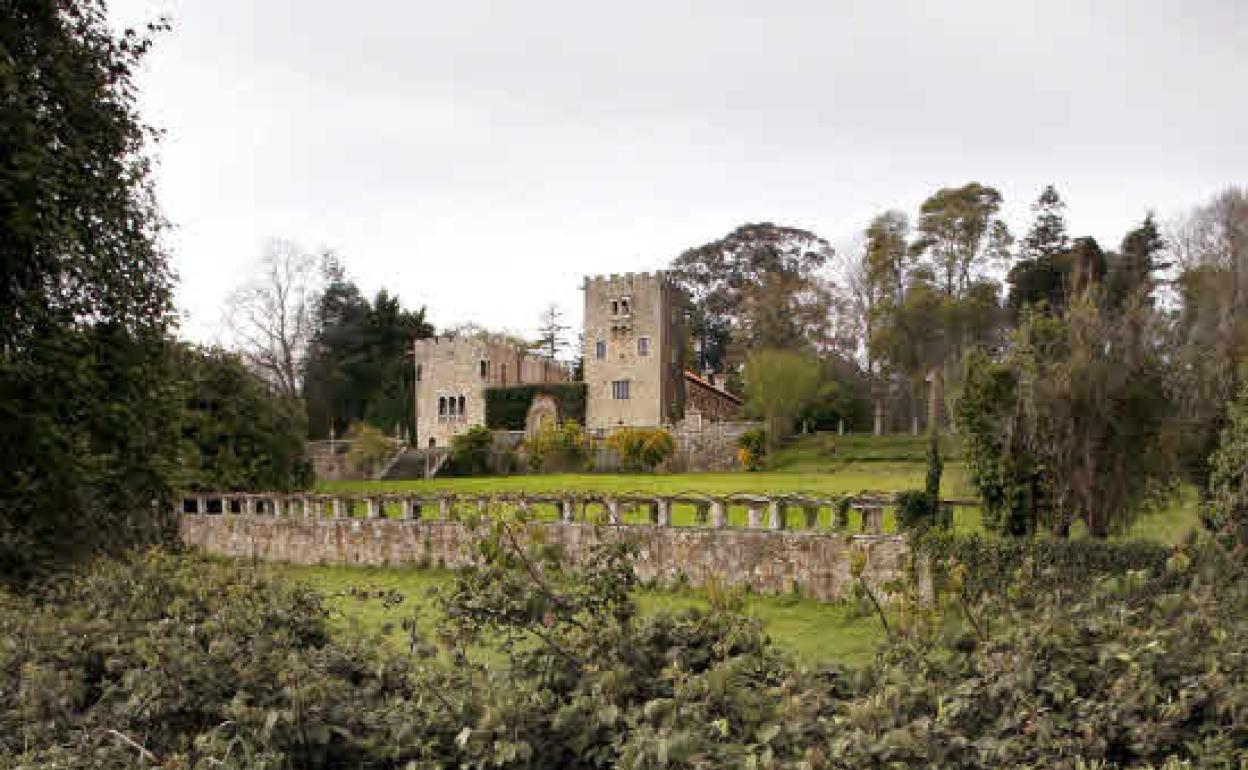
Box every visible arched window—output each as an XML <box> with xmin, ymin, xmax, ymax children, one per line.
<box><xmin>458</xmin><ymin>395</ymin><xmax>466</xmax><ymax>416</ymax></box>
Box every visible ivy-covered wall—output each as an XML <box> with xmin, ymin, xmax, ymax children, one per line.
<box><xmin>484</xmin><ymin>383</ymin><xmax>588</xmax><ymax>430</ymax></box>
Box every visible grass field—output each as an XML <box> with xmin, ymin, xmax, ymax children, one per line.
<box><xmin>280</xmin><ymin>563</ymin><xmax>886</xmax><ymax>667</ymax></box>
<box><xmin>276</xmin><ymin>435</ymin><xmax>1199</xmax><ymax>670</ymax></box>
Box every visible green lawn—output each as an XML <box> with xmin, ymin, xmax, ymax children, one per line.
<box><xmin>279</xmin><ymin>563</ymin><xmax>886</xmax><ymax>668</ymax></box>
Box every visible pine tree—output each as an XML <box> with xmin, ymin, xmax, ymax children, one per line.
<box><xmin>1022</xmin><ymin>185</ymin><xmax>1070</xmax><ymax>259</ymax></box>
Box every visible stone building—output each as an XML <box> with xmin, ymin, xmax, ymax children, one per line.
<box><xmin>684</xmin><ymin>370</ymin><xmax>742</xmax><ymax>422</ymax></box>
<box><xmin>583</xmin><ymin>272</ymin><xmax>687</xmax><ymax>433</ymax></box>
<box><xmin>413</xmin><ymin>334</ymin><xmax>568</xmax><ymax>448</ymax></box>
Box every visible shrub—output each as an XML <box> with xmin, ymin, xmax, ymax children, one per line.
<box><xmin>606</xmin><ymin>427</ymin><xmax>675</xmax><ymax>471</ymax></box>
<box><xmin>896</xmin><ymin>488</ymin><xmax>943</xmax><ymax>532</ymax></box>
<box><xmin>525</xmin><ymin>420</ymin><xmax>588</xmax><ymax>472</ymax></box>
<box><xmin>737</xmin><ymin>426</ymin><xmax>767</xmax><ymax>471</ymax></box>
<box><xmin>447</xmin><ymin>424</ymin><xmax>494</xmax><ymax>476</ymax></box>
<box><xmin>346</xmin><ymin>421</ymin><xmax>394</xmax><ymax>474</ymax></box>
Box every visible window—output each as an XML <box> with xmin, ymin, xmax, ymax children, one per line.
<box><xmin>458</xmin><ymin>395</ymin><xmax>466</xmax><ymax>415</ymax></box>
<box><xmin>438</xmin><ymin>396</ymin><xmax>447</xmax><ymax>416</ymax></box>
<box><xmin>500</xmin><ymin>363</ymin><xmax>508</xmax><ymax>385</ymax></box>
<box><xmin>611</xmin><ymin>380</ymin><xmax>631</xmax><ymax>400</ymax></box>
<box><xmin>610</xmin><ymin>300</ymin><xmax>619</xmax><ymax>316</ymax></box>
<box><xmin>620</xmin><ymin>297</ymin><xmax>631</xmax><ymax>315</ymax></box>
<box><xmin>416</xmin><ymin>364</ymin><xmax>423</xmax><ymax>382</ymax></box>
<box><xmin>595</xmin><ymin>340</ymin><xmax>606</xmax><ymax>359</ymax></box>
<box><xmin>479</xmin><ymin>360</ymin><xmax>488</xmax><ymax>379</ymax></box>
<box><xmin>638</xmin><ymin>336</ymin><xmax>650</xmax><ymax>356</ymax></box>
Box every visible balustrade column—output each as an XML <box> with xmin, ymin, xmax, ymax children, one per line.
<box><xmin>366</xmin><ymin>497</ymin><xmax>380</xmax><ymax>519</ymax></box>
<box><xmin>606</xmin><ymin>498</ymin><xmax>621</xmax><ymax>525</ymax></box>
<box><xmin>767</xmin><ymin>500</ymin><xmax>784</xmax><ymax>530</ymax></box>
<box><xmin>439</xmin><ymin>497</ymin><xmax>452</xmax><ymax>520</ymax></box>
<box><xmin>332</xmin><ymin>497</ymin><xmax>345</xmax><ymax>519</ymax></box>
<box><xmin>271</xmin><ymin>496</ymin><xmax>283</xmax><ymax>517</ymax></box>
<box><xmin>655</xmin><ymin>498</ymin><xmax>671</xmax><ymax>527</ymax></box>
<box><xmin>709</xmin><ymin>499</ymin><xmax>726</xmax><ymax>528</ymax></box>
<box><xmin>196</xmin><ymin>495</ymin><xmax>207</xmax><ymax>515</ymax></box>
<box><xmin>561</xmin><ymin>498</ymin><xmax>575</xmax><ymax>522</ymax></box>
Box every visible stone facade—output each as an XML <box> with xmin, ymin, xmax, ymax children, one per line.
<box><xmin>684</xmin><ymin>371</ymin><xmax>742</xmax><ymax>422</ymax></box>
<box><xmin>179</xmin><ymin>513</ymin><xmax>908</xmax><ymax>601</ymax></box>
<box><xmin>583</xmin><ymin>272</ymin><xmax>687</xmax><ymax>432</ymax></box>
<box><xmin>414</xmin><ymin>334</ymin><xmax>567</xmax><ymax>448</ymax></box>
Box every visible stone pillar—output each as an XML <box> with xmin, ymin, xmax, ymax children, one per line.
<box><xmin>477</xmin><ymin>496</ymin><xmax>489</xmax><ymax>517</ymax></box>
<box><xmin>196</xmin><ymin>495</ymin><xmax>207</xmax><ymax>515</ymax></box>
<box><xmin>516</xmin><ymin>498</ymin><xmax>532</xmax><ymax>518</ymax></box>
<box><xmin>561</xmin><ymin>498</ymin><xmax>575</xmax><ymax>522</ymax></box>
<box><xmin>767</xmin><ymin>499</ymin><xmax>784</xmax><ymax>530</ymax></box>
<box><xmin>606</xmin><ymin>498</ymin><xmax>621</xmax><ymax>525</ymax></box>
<box><xmin>332</xmin><ymin>497</ymin><xmax>345</xmax><ymax>519</ymax></box>
<box><xmin>439</xmin><ymin>497</ymin><xmax>452</xmax><ymax>520</ymax></box>
<box><xmin>655</xmin><ymin>498</ymin><xmax>671</xmax><ymax>527</ymax></box>
<box><xmin>270</xmin><ymin>497</ymin><xmax>283</xmax><ymax>517</ymax></box>
<box><xmin>365</xmin><ymin>497</ymin><xmax>380</xmax><ymax>519</ymax></box>
<box><xmin>746</xmin><ymin>504</ymin><xmax>763</xmax><ymax>529</ymax></box>
<box><xmin>301</xmin><ymin>497</ymin><xmax>312</xmax><ymax>519</ymax></box>
<box><xmin>862</xmin><ymin>506</ymin><xmax>883</xmax><ymax>534</ymax></box>
<box><xmin>709</xmin><ymin>499</ymin><xmax>726</xmax><ymax>528</ymax></box>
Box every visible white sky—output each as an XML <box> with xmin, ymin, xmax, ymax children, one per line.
<box><xmin>107</xmin><ymin>0</ymin><xmax>1248</xmax><ymax>344</ymax></box>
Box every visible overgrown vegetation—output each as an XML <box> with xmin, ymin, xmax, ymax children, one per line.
<box><xmin>605</xmin><ymin>427</ymin><xmax>676</xmax><ymax>471</ymax></box>
<box><xmin>524</xmin><ymin>420</ymin><xmax>588</xmax><ymax>472</ymax></box>
<box><xmin>447</xmin><ymin>425</ymin><xmax>495</xmax><ymax>476</ymax></box>
<box><xmin>484</xmin><ymin>383</ymin><xmax>587</xmax><ymax>430</ymax></box>
<box><xmin>345</xmin><ymin>421</ymin><xmax>395</xmax><ymax>475</ymax></box>
<box><xmin>4</xmin><ymin>525</ymin><xmax>1246</xmax><ymax>768</ymax></box>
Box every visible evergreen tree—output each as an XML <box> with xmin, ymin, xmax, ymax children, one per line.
<box><xmin>1022</xmin><ymin>184</ymin><xmax>1070</xmax><ymax>259</ymax></box>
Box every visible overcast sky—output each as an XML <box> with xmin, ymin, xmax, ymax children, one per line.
<box><xmin>107</xmin><ymin>0</ymin><xmax>1247</xmax><ymax>344</ymax></box>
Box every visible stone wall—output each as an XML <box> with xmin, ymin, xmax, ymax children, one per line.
<box><xmin>178</xmin><ymin>514</ymin><xmax>908</xmax><ymax>601</ymax></box>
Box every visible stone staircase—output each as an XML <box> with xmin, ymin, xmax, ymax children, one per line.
<box><xmin>379</xmin><ymin>448</ymin><xmax>451</xmax><ymax>480</ymax></box>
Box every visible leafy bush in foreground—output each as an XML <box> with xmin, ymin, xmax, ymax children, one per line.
<box><xmin>2</xmin><ymin>531</ymin><xmax>1246</xmax><ymax>769</ymax></box>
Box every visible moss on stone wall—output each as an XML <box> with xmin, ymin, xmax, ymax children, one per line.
<box><xmin>484</xmin><ymin>383</ymin><xmax>587</xmax><ymax>429</ymax></box>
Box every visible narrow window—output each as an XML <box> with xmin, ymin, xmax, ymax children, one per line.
<box><xmin>595</xmin><ymin>340</ymin><xmax>606</xmax><ymax>359</ymax></box>
<box><xmin>479</xmin><ymin>360</ymin><xmax>488</xmax><ymax>379</ymax></box>
<box><xmin>612</xmin><ymin>380</ymin><xmax>631</xmax><ymax>400</ymax></box>
<box><xmin>438</xmin><ymin>396</ymin><xmax>447</xmax><ymax>416</ymax></box>
<box><xmin>621</xmin><ymin>298</ymin><xmax>631</xmax><ymax>315</ymax></box>
<box><xmin>610</xmin><ymin>300</ymin><xmax>619</xmax><ymax>316</ymax></box>
<box><xmin>458</xmin><ymin>395</ymin><xmax>466</xmax><ymax>416</ymax></box>
<box><xmin>500</xmin><ymin>363</ymin><xmax>508</xmax><ymax>385</ymax></box>
<box><xmin>638</xmin><ymin>336</ymin><xmax>650</xmax><ymax>356</ymax></box>
<box><xmin>416</xmin><ymin>363</ymin><xmax>423</xmax><ymax>382</ymax></box>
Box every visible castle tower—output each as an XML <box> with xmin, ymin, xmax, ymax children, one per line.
<box><xmin>582</xmin><ymin>272</ymin><xmax>687</xmax><ymax>432</ymax></box>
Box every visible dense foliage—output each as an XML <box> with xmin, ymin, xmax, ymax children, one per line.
<box><xmin>737</xmin><ymin>427</ymin><xmax>767</xmax><ymax>470</ymax></box>
<box><xmin>345</xmin><ymin>421</ymin><xmax>396</xmax><ymax>476</ymax></box>
<box><xmin>1206</xmin><ymin>378</ymin><xmax>1248</xmax><ymax>546</ymax></box>
<box><xmin>304</xmin><ymin>259</ymin><xmax>433</xmax><ymax>440</ymax></box>
<box><xmin>524</xmin><ymin>420</ymin><xmax>588</xmax><ymax>472</ymax></box>
<box><xmin>1</xmin><ymin>1</ymin><xmax>178</xmax><ymax>575</ymax></box>
<box><xmin>605</xmin><ymin>427</ymin><xmax>676</xmax><ymax>471</ymax></box>
<box><xmin>484</xmin><ymin>383</ymin><xmax>587</xmax><ymax>430</ymax></box>
<box><xmin>176</xmin><ymin>346</ymin><xmax>312</xmax><ymax>492</ymax></box>
<box><xmin>4</xmin><ymin>529</ymin><xmax>1247</xmax><ymax>768</ymax></box>
<box><xmin>447</xmin><ymin>425</ymin><xmax>495</xmax><ymax>476</ymax></box>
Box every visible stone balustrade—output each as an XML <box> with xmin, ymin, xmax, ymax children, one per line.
<box><xmin>178</xmin><ymin>491</ymin><xmax>973</xmax><ymax>535</ymax></box>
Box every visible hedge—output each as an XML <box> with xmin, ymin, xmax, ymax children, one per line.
<box><xmin>484</xmin><ymin>383</ymin><xmax>587</xmax><ymax>430</ymax></box>
<box><xmin>917</xmin><ymin>532</ymin><xmax>1173</xmax><ymax>600</ymax></box>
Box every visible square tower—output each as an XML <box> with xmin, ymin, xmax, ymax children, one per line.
<box><xmin>583</xmin><ymin>272</ymin><xmax>686</xmax><ymax>432</ymax></box>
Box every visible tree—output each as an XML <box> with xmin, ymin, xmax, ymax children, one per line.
<box><xmin>912</xmin><ymin>182</ymin><xmax>1012</xmax><ymax>297</ymax></box>
<box><xmin>176</xmin><ymin>346</ymin><xmax>312</xmax><ymax>492</ymax></box>
<box><xmin>1</xmin><ymin>1</ymin><xmax>178</xmax><ymax>574</ymax></box>
<box><xmin>1007</xmin><ymin>186</ymin><xmax>1074</xmax><ymax>315</ymax></box>
<box><xmin>303</xmin><ymin>262</ymin><xmax>433</xmax><ymax>440</ymax></box>
<box><xmin>670</xmin><ymin>223</ymin><xmax>835</xmax><ymax>370</ymax></box>
<box><xmin>536</xmin><ymin>304</ymin><xmax>570</xmax><ymax>361</ymax></box>
<box><xmin>225</xmin><ymin>238</ymin><xmax>324</xmax><ymax>398</ymax></box>
<box><xmin>1106</xmin><ymin>213</ymin><xmax>1170</xmax><ymax>309</ymax></box>
<box><xmin>1021</xmin><ymin>184</ymin><xmax>1070</xmax><ymax>258</ymax></box>
<box><xmin>1206</xmin><ymin>378</ymin><xmax>1248</xmax><ymax>546</ymax></box>
<box><xmin>742</xmin><ymin>350</ymin><xmax>822</xmax><ymax>456</ymax></box>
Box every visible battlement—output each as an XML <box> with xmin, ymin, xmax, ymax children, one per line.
<box><xmin>582</xmin><ymin>270</ymin><xmax>676</xmax><ymax>290</ymax></box>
